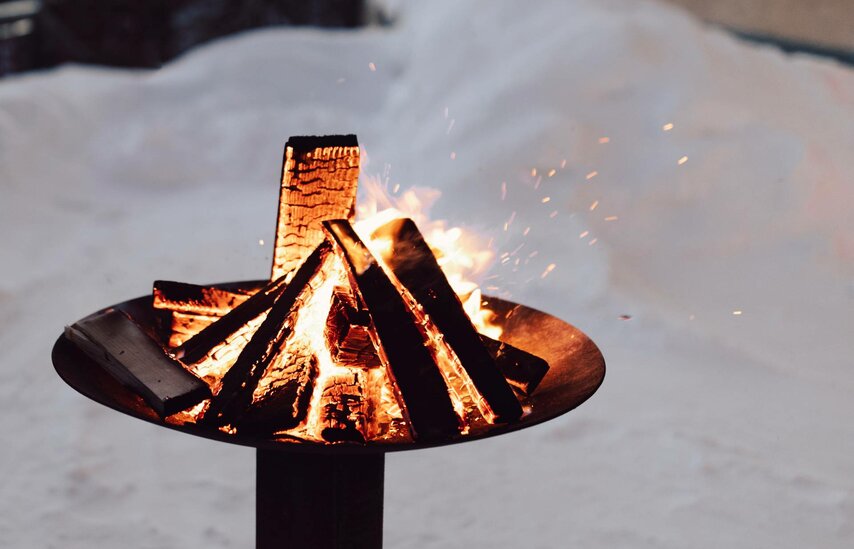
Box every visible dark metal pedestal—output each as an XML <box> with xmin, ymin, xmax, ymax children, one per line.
<box><xmin>257</xmin><ymin>450</ymin><xmax>385</xmax><ymax>549</ymax></box>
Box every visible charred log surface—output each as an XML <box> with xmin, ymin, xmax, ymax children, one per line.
<box><xmin>271</xmin><ymin>135</ymin><xmax>359</xmax><ymax>281</ymax></box>
<box><xmin>202</xmin><ymin>243</ymin><xmax>330</xmax><ymax>428</ymax></box>
<box><xmin>481</xmin><ymin>335</ymin><xmax>550</xmax><ymax>396</ymax></box>
<box><xmin>65</xmin><ymin>309</ymin><xmax>210</xmax><ymax>417</ymax></box>
<box><xmin>176</xmin><ymin>276</ymin><xmax>289</xmax><ymax>366</ymax></box>
<box><xmin>235</xmin><ymin>356</ymin><xmax>319</xmax><ymax>436</ymax></box>
<box><xmin>319</xmin><ymin>370</ymin><xmax>368</xmax><ymax>443</ymax></box>
<box><xmin>325</xmin><ymin>290</ymin><xmax>380</xmax><ymax>368</ymax></box>
<box><xmin>153</xmin><ymin>280</ymin><xmax>251</xmax><ymax>315</ymax></box>
<box><xmin>153</xmin><ymin>281</ymin><xmax>253</xmax><ymax>348</ymax></box>
<box><xmin>323</xmin><ymin>219</ymin><xmax>461</xmax><ymax>441</ymax></box>
<box><xmin>373</xmin><ymin>218</ymin><xmax>523</xmax><ymax>423</ymax></box>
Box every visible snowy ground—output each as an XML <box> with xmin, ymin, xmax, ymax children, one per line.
<box><xmin>1</xmin><ymin>0</ymin><xmax>852</xmax><ymax>547</ymax></box>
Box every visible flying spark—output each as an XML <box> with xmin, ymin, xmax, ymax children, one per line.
<box><xmin>542</xmin><ymin>196</ymin><xmax>551</xmax><ymax>203</ymax></box>
<box><xmin>450</xmin><ymin>152</ymin><xmax>456</xmax><ymax>160</ymax></box>
<box><xmin>732</xmin><ymin>310</ymin><xmax>743</xmax><ymax>316</ymax></box>
<box><xmin>598</xmin><ymin>137</ymin><xmax>610</xmax><ymax>144</ymax></box>
<box><xmin>579</xmin><ymin>230</ymin><xmax>589</xmax><ymax>238</ymax></box>
<box><xmin>604</xmin><ymin>216</ymin><xmax>618</xmax><ymax>221</ymax></box>
<box><xmin>678</xmin><ymin>156</ymin><xmax>688</xmax><ymax>165</ymax></box>
<box><xmin>530</xmin><ymin>168</ymin><xmax>537</xmax><ymax>177</ymax></box>
<box><xmin>541</xmin><ymin>263</ymin><xmax>556</xmax><ymax>279</ymax></box>
<box><xmin>368</xmin><ymin>62</ymin><xmax>376</xmax><ymax>71</ymax></box>
<box><xmin>548</xmin><ymin>169</ymin><xmax>556</xmax><ymax>177</ymax></box>
<box><xmin>662</xmin><ymin>122</ymin><xmax>674</xmax><ymax>131</ymax></box>
<box><xmin>501</xmin><ymin>181</ymin><xmax>507</xmax><ymax>200</ymax></box>
<box><xmin>589</xmin><ymin>200</ymin><xmax>599</xmax><ymax>211</ymax></box>
<box><xmin>586</xmin><ymin>171</ymin><xmax>598</xmax><ymax>180</ymax></box>
<box><xmin>258</xmin><ymin>239</ymin><xmax>265</xmax><ymax>246</ymax></box>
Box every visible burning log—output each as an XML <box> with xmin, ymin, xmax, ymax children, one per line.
<box><xmin>325</xmin><ymin>289</ymin><xmax>380</xmax><ymax>368</ymax></box>
<box><xmin>175</xmin><ymin>276</ymin><xmax>289</xmax><ymax>366</ymax></box>
<box><xmin>271</xmin><ymin>135</ymin><xmax>360</xmax><ymax>281</ymax></box>
<box><xmin>202</xmin><ymin>242</ymin><xmax>331</xmax><ymax>429</ymax></box>
<box><xmin>153</xmin><ymin>280</ymin><xmax>252</xmax><ymax>315</ymax></box>
<box><xmin>65</xmin><ymin>309</ymin><xmax>211</xmax><ymax>418</ymax></box>
<box><xmin>372</xmin><ymin>218</ymin><xmax>523</xmax><ymax>423</ymax></box>
<box><xmin>322</xmin><ymin>219</ymin><xmax>461</xmax><ymax>441</ymax></box>
<box><xmin>481</xmin><ymin>336</ymin><xmax>549</xmax><ymax>396</ymax></box>
<box><xmin>318</xmin><ymin>369</ymin><xmax>368</xmax><ymax>443</ymax></box>
<box><xmin>235</xmin><ymin>355</ymin><xmax>319</xmax><ymax>436</ymax></box>
<box><xmin>153</xmin><ymin>281</ymin><xmax>253</xmax><ymax>347</ymax></box>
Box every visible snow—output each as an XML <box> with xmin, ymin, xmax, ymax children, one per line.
<box><xmin>1</xmin><ymin>0</ymin><xmax>852</xmax><ymax>546</ymax></box>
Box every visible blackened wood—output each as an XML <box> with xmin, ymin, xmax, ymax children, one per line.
<box><xmin>202</xmin><ymin>243</ymin><xmax>330</xmax><ymax>428</ymax></box>
<box><xmin>235</xmin><ymin>356</ymin><xmax>319</xmax><ymax>436</ymax></box>
<box><xmin>372</xmin><ymin>218</ymin><xmax>523</xmax><ymax>423</ymax></box>
<box><xmin>323</xmin><ymin>219</ymin><xmax>461</xmax><ymax>441</ymax></box>
<box><xmin>319</xmin><ymin>370</ymin><xmax>368</xmax><ymax>443</ymax></box>
<box><xmin>271</xmin><ymin>135</ymin><xmax>359</xmax><ymax>280</ymax></box>
<box><xmin>257</xmin><ymin>449</ymin><xmax>384</xmax><ymax>549</ymax></box>
<box><xmin>65</xmin><ymin>309</ymin><xmax>210</xmax><ymax>417</ymax></box>
<box><xmin>481</xmin><ymin>335</ymin><xmax>550</xmax><ymax>396</ymax></box>
<box><xmin>153</xmin><ymin>280</ymin><xmax>251</xmax><ymax>315</ymax></box>
<box><xmin>325</xmin><ymin>291</ymin><xmax>379</xmax><ymax>368</ymax></box>
<box><xmin>176</xmin><ymin>276</ymin><xmax>289</xmax><ymax>365</ymax></box>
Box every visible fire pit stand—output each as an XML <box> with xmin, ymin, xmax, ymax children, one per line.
<box><xmin>52</xmin><ymin>287</ymin><xmax>604</xmax><ymax>549</ymax></box>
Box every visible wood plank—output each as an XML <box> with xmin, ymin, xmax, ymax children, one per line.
<box><xmin>175</xmin><ymin>276</ymin><xmax>289</xmax><ymax>366</ymax></box>
<box><xmin>372</xmin><ymin>218</ymin><xmax>523</xmax><ymax>423</ymax></box>
<box><xmin>270</xmin><ymin>135</ymin><xmax>359</xmax><ymax>281</ymax></box>
<box><xmin>322</xmin><ymin>219</ymin><xmax>461</xmax><ymax>441</ymax></box>
<box><xmin>153</xmin><ymin>281</ymin><xmax>253</xmax><ymax>348</ymax></box>
<box><xmin>480</xmin><ymin>335</ymin><xmax>549</xmax><ymax>396</ymax></box>
<box><xmin>65</xmin><ymin>309</ymin><xmax>211</xmax><ymax>418</ymax></box>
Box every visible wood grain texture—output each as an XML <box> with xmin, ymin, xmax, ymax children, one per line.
<box><xmin>271</xmin><ymin>135</ymin><xmax>359</xmax><ymax>281</ymax></box>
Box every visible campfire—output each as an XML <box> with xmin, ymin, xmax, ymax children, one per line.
<box><xmin>64</xmin><ymin>135</ymin><xmax>550</xmax><ymax>445</ymax></box>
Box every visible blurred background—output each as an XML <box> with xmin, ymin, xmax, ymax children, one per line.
<box><xmin>0</xmin><ymin>1</ymin><xmax>852</xmax><ymax>548</ymax></box>
<box><xmin>0</xmin><ymin>0</ymin><xmax>851</xmax><ymax>76</ymax></box>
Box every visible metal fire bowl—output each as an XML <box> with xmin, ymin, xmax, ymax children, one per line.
<box><xmin>52</xmin><ymin>280</ymin><xmax>605</xmax><ymax>454</ymax></box>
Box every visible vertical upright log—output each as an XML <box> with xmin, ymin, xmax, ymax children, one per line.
<box><xmin>256</xmin><ymin>450</ymin><xmax>384</xmax><ymax>549</ymax></box>
<box><xmin>271</xmin><ymin>135</ymin><xmax>360</xmax><ymax>281</ymax></box>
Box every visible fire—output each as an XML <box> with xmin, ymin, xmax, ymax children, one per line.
<box><xmin>353</xmin><ymin>174</ymin><xmax>502</xmax><ymax>339</ymax></box>
<box><xmin>152</xmin><ymin>137</ymin><xmax>548</xmax><ymax>444</ymax></box>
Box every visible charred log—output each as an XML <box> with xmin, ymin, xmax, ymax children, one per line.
<box><xmin>65</xmin><ymin>309</ymin><xmax>211</xmax><ymax>417</ymax></box>
<box><xmin>202</xmin><ymin>243</ymin><xmax>331</xmax><ymax>428</ymax></box>
<box><xmin>325</xmin><ymin>290</ymin><xmax>379</xmax><ymax>368</ymax></box>
<box><xmin>235</xmin><ymin>356</ymin><xmax>319</xmax><ymax>436</ymax></box>
<box><xmin>318</xmin><ymin>370</ymin><xmax>368</xmax><ymax>443</ymax></box>
<box><xmin>153</xmin><ymin>281</ymin><xmax>254</xmax><ymax>348</ymax></box>
<box><xmin>372</xmin><ymin>218</ymin><xmax>523</xmax><ymax>423</ymax></box>
<box><xmin>481</xmin><ymin>336</ymin><xmax>549</xmax><ymax>396</ymax></box>
<box><xmin>323</xmin><ymin>219</ymin><xmax>461</xmax><ymax>441</ymax></box>
<box><xmin>271</xmin><ymin>135</ymin><xmax>360</xmax><ymax>281</ymax></box>
<box><xmin>175</xmin><ymin>276</ymin><xmax>289</xmax><ymax>366</ymax></box>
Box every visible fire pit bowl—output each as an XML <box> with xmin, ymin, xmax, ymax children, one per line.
<box><xmin>52</xmin><ymin>283</ymin><xmax>605</xmax><ymax>454</ymax></box>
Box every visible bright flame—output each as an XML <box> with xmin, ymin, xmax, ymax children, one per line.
<box><xmin>353</xmin><ymin>175</ymin><xmax>501</xmax><ymax>338</ymax></box>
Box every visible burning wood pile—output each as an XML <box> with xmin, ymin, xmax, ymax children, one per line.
<box><xmin>65</xmin><ymin>135</ymin><xmax>550</xmax><ymax>444</ymax></box>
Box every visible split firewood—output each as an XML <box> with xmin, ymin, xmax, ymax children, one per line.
<box><xmin>202</xmin><ymin>242</ymin><xmax>331</xmax><ymax>429</ymax></box>
<box><xmin>153</xmin><ymin>281</ymin><xmax>254</xmax><ymax>347</ymax></box>
<box><xmin>65</xmin><ymin>309</ymin><xmax>211</xmax><ymax>418</ymax></box>
<box><xmin>324</xmin><ymin>289</ymin><xmax>380</xmax><ymax>368</ymax></box>
<box><xmin>175</xmin><ymin>275</ymin><xmax>289</xmax><ymax>367</ymax></box>
<box><xmin>234</xmin><ymin>355</ymin><xmax>319</xmax><ymax>436</ymax></box>
<box><xmin>322</xmin><ymin>219</ymin><xmax>461</xmax><ymax>441</ymax></box>
<box><xmin>372</xmin><ymin>218</ymin><xmax>523</xmax><ymax>423</ymax></box>
<box><xmin>270</xmin><ymin>135</ymin><xmax>360</xmax><ymax>281</ymax></box>
<box><xmin>317</xmin><ymin>369</ymin><xmax>368</xmax><ymax>443</ymax></box>
<box><xmin>480</xmin><ymin>335</ymin><xmax>549</xmax><ymax>396</ymax></box>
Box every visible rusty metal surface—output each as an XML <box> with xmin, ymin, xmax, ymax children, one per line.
<box><xmin>52</xmin><ymin>280</ymin><xmax>605</xmax><ymax>454</ymax></box>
